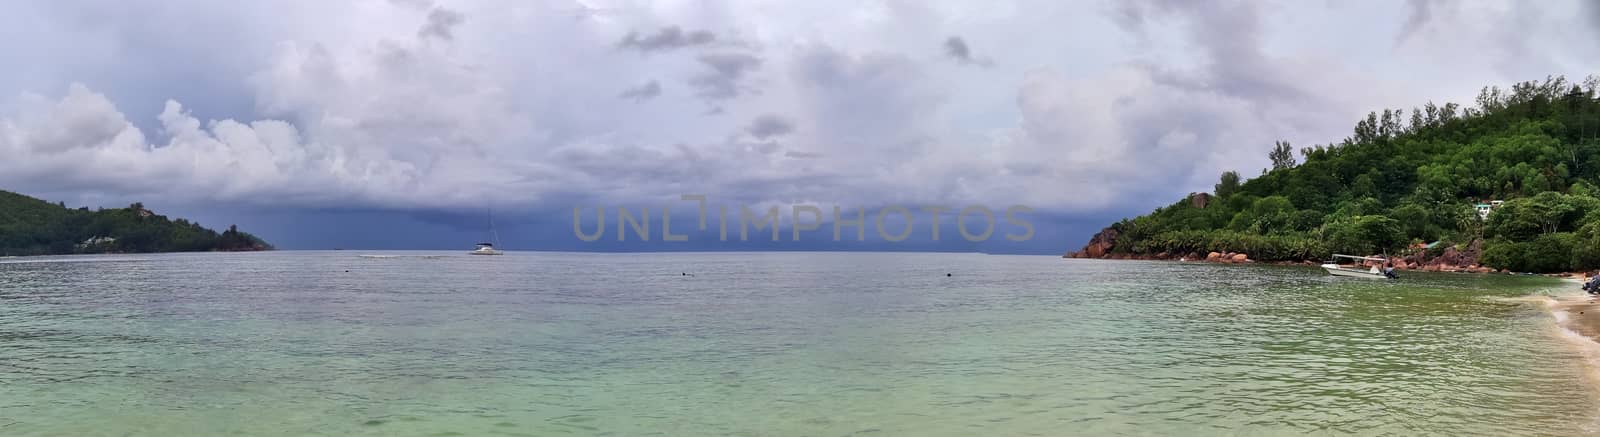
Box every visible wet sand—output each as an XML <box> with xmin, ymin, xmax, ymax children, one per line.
<box><xmin>1559</xmin><ymin>299</ymin><xmax>1600</xmax><ymax>339</ymax></box>
<box><xmin>1548</xmin><ymin>278</ymin><xmax>1600</xmax><ymax>342</ymax></box>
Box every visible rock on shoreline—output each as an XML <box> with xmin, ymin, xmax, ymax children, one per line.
<box><xmin>1067</xmin><ymin>226</ymin><xmax>1118</xmax><ymax>259</ymax></box>
<box><xmin>1065</xmin><ymin>226</ymin><xmax>1498</xmax><ymax>273</ymax></box>
<box><xmin>1063</xmin><ymin>226</ymin><xmax>1256</xmax><ymax>263</ymax></box>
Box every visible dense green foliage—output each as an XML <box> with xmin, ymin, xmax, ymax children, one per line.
<box><xmin>0</xmin><ymin>190</ymin><xmax>270</xmax><ymax>256</ymax></box>
<box><xmin>1105</xmin><ymin>75</ymin><xmax>1600</xmax><ymax>272</ymax></box>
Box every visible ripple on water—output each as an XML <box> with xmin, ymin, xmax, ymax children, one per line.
<box><xmin>0</xmin><ymin>253</ymin><xmax>1595</xmax><ymax>436</ymax></box>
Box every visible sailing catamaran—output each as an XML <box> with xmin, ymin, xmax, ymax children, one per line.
<box><xmin>469</xmin><ymin>208</ymin><xmax>504</xmax><ymax>255</ymax></box>
<box><xmin>469</xmin><ymin>243</ymin><xmax>502</xmax><ymax>255</ymax></box>
<box><xmin>1321</xmin><ymin>254</ymin><xmax>1395</xmax><ymax>279</ymax></box>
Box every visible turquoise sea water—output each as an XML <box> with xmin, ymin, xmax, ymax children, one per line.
<box><xmin>1</xmin><ymin>251</ymin><xmax>1596</xmax><ymax>436</ymax></box>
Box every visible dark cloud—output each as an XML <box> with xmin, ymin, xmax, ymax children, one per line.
<box><xmin>419</xmin><ymin>7</ymin><xmax>464</xmax><ymax>41</ymax></box>
<box><xmin>698</xmin><ymin>53</ymin><xmax>762</xmax><ymax>77</ymax></box>
<box><xmin>688</xmin><ymin>52</ymin><xmax>762</xmax><ymax>101</ymax></box>
<box><xmin>182</xmin><ymin>203</ymin><xmax>1091</xmax><ymax>254</ymax></box>
<box><xmin>1396</xmin><ymin>0</ymin><xmax>1437</xmax><ymax>44</ymax></box>
<box><xmin>942</xmin><ymin>36</ymin><xmax>992</xmax><ymax>67</ymax></box>
<box><xmin>0</xmin><ymin>1</ymin><xmax>277</xmax><ymax>130</ymax></box>
<box><xmin>1114</xmin><ymin>1</ymin><xmax>1321</xmax><ymax>108</ymax></box>
<box><xmin>1377</xmin><ymin>1</ymin><xmax>1587</xmax><ymax>78</ymax></box>
<box><xmin>745</xmin><ymin>114</ymin><xmax>794</xmax><ymax>139</ymax></box>
<box><xmin>944</xmin><ymin>36</ymin><xmax>971</xmax><ymax>59</ymax></box>
<box><xmin>17</xmin><ymin>0</ymin><xmax>1596</xmax><ymax>236</ymax></box>
<box><xmin>791</xmin><ymin>45</ymin><xmax>936</xmax><ymax>147</ymax></box>
<box><xmin>1030</xmin><ymin>0</ymin><xmax>1368</xmax><ymax>206</ymax></box>
<box><xmin>618</xmin><ymin>26</ymin><xmax>717</xmax><ymax>53</ymax></box>
<box><xmin>540</xmin><ymin>139</ymin><xmax>778</xmax><ymax>205</ymax></box>
<box><xmin>618</xmin><ymin>80</ymin><xmax>662</xmax><ymax>102</ymax></box>
<box><xmin>1587</xmin><ymin>1</ymin><xmax>1600</xmax><ymax>31</ymax></box>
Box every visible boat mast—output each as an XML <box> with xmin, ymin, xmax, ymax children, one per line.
<box><xmin>489</xmin><ymin>207</ymin><xmax>500</xmax><ymax>247</ymax></box>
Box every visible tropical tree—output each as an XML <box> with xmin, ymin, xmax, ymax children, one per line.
<box><xmin>1322</xmin><ymin>215</ymin><xmax>1405</xmax><ymax>256</ymax></box>
<box><xmin>1215</xmin><ymin>171</ymin><xmax>1241</xmax><ymax>199</ymax></box>
<box><xmin>1078</xmin><ymin>75</ymin><xmax>1600</xmax><ymax>272</ymax></box>
<box><xmin>1269</xmin><ymin>140</ymin><xmax>1297</xmax><ymax>171</ymax></box>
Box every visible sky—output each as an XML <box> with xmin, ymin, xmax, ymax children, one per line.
<box><xmin>0</xmin><ymin>0</ymin><xmax>1597</xmax><ymax>253</ymax></box>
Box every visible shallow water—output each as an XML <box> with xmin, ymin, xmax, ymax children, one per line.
<box><xmin>0</xmin><ymin>252</ymin><xmax>1595</xmax><ymax>436</ymax></box>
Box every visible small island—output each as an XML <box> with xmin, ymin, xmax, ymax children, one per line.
<box><xmin>1070</xmin><ymin>75</ymin><xmax>1600</xmax><ymax>274</ymax></box>
<box><xmin>0</xmin><ymin>190</ymin><xmax>271</xmax><ymax>256</ymax></box>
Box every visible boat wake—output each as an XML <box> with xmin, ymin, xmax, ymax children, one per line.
<box><xmin>0</xmin><ymin>257</ymin><xmax>145</xmax><ymax>265</ymax></box>
<box><xmin>357</xmin><ymin>254</ymin><xmax>448</xmax><ymax>260</ymax></box>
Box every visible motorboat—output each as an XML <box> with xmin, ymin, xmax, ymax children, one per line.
<box><xmin>1321</xmin><ymin>254</ymin><xmax>1395</xmax><ymax>279</ymax></box>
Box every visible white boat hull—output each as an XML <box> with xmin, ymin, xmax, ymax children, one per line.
<box><xmin>1322</xmin><ymin>264</ymin><xmax>1389</xmax><ymax>279</ymax></box>
<box><xmin>469</xmin><ymin>249</ymin><xmax>503</xmax><ymax>255</ymax></box>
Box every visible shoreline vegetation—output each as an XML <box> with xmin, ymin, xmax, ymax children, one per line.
<box><xmin>1069</xmin><ymin>75</ymin><xmax>1600</xmax><ymax>276</ymax></box>
<box><xmin>0</xmin><ymin>190</ymin><xmax>271</xmax><ymax>256</ymax></box>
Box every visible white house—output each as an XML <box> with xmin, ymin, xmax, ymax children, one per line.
<box><xmin>1475</xmin><ymin>200</ymin><xmax>1504</xmax><ymax>220</ymax></box>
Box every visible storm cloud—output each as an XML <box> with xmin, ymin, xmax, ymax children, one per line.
<box><xmin>418</xmin><ymin>7</ymin><xmax>464</xmax><ymax>41</ymax></box>
<box><xmin>688</xmin><ymin>52</ymin><xmax>762</xmax><ymax>102</ymax></box>
<box><xmin>943</xmin><ymin>36</ymin><xmax>992</xmax><ymax>67</ymax></box>
<box><xmin>618</xmin><ymin>26</ymin><xmax>717</xmax><ymax>53</ymax></box>
<box><xmin>1397</xmin><ymin>0</ymin><xmax>1437</xmax><ymax>44</ymax></box>
<box><xmin>1587</xmin><ymin>1</ymin><xmax>1600</xmax><ymax>30</ymax></box>
<box><xmin>745</xmin><ymin>114</ymin><xmax>794</xmax><ymax>139</ymax></box>
<box><xmin>618</xmin><ymin>80</ymin><xmax>662</xmax><ymax>102</ymax></box>
<box><xmin>0</xmin><ymin>0</ymin><xmax>1593</xmax><ymax>225</ymax></box>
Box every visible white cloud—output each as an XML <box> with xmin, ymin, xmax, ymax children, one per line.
<box><xmin>0</xmin><ymin>0</ymin><xmax>1595</xmax><ymax>216</ymax></box>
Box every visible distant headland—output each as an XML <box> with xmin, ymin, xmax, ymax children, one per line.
<box><xmin>1069</xmin><ymin>75</ymin><xmax>1600</xmax><ymax>274</ymax></box>
<box><xmin>0</xmin><ymin>190</ymin><xmax>270</xmax><ymax>256</ymax></box>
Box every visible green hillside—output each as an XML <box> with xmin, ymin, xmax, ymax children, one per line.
<box><xmin>0</xmin><ymin>190</ymin><xmax>270</xmax><ymax>256</ymax></box>
<box><xmin>1075</xmin><ymin>75</ymin><xmax>1600</xmax><ymax>273</ymax></box>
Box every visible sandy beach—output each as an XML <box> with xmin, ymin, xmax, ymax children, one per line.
<box><xmin>1547</xmin><ymin>278</ymin><xmax>1600</xmax><ymax>344</ymax></box>
<box><xmin>1558</xmin><ymin>299</ymin><xmax>1600</xmax><ymax>339</ymax></box>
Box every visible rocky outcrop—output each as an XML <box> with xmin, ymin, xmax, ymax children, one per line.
<box><xmin>1395</xmin><ymin>240</ymin><xmax>1480</xmax><ymax>270</ymax></box>
<box><xmin>1395</xmin><ymin>240</ymin><xmax>1493</xmax><ymax>273</ymax></box>
<box><xmin>1066</xmin><ymin>226</ymin><xmax>1119</xmax><ymax>258</ymax></box>
<box><xmin>1068</xmin><ymin>243</ymin><xmax>1252</xmax><ymax>264</ymax></box>
<box><xmin>1066</xmin><ymin>225</ymin><xmax>1263</xmax><ymax>263</ymax></box>
<box><xmin>1064</xmin><ymin>229</ymin><xmax>1500</xmax><ymax>273</ymax></box>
